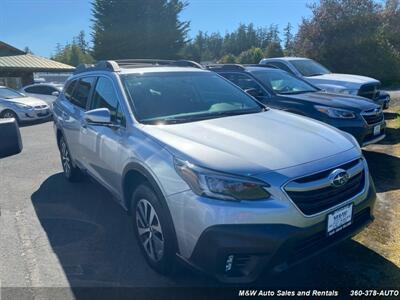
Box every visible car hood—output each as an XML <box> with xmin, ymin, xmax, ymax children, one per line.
<box><xmin>140</xmin><ymin>109</ymin><xmax>356</xmax><ymax>175</ymax></box>
<box><xmin>284</xmin><ymin>92</ymin><xmax>380</xmax><ymax>112</ymax></box>
<box><xmin>306</xmin><ymin>73</ymin><xmax>380</xmax><ymax>89</ymax></box>
<box><xmin>0</xmin><ymin>96</ymin><xmax>48</xmax><ymax>107</ymax></box>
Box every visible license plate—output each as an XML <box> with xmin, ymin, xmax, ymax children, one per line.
<box><xmin>327</xmin><ymin>204</ymin><xmax>353</xmax><ymax>236</ymax></box>
<box><xmin>37</xmin><ymin>110</ymin><xmax>49</xmax><ymax>117</ymax></box>
<box><xmin>373</xmin><ymin>124</ymin><xmax>381</xmax><ymax>136</ymax></box>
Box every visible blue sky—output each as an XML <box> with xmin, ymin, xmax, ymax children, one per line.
<box><xmin>0</xmin><ymin>0</ymin><xmax>314</xmax><ymax>58</ymax></box>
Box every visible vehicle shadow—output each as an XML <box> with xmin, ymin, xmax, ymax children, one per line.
<box><xmin>32</xmin><ymin>173</ymin><xmax>400</xmax><ymax>291</ymax></box>
<box><xmin>19</xmin><ymin>117</ymin><xmax>52</xmax><ymax>127</ymax></box>
<box><xmin>363</xmin><ymin>150</ymin><xmax>400</xmax><ymax>193</ymax></box>
<box><xmin>30</xmin><ymin>173</ymin><xmax>213</xmax><ymax>288</ymax></box>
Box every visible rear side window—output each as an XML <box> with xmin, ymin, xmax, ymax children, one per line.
<box><xmin>90</xmin><ymin>77</ymin><xmax>125</xmax><ymax>126</ymax></box>
<box><xmin>64</xmin><ymin>80</ymin><xmax>77</xmax><ymax>101</ymax></box>
<box><xmin>71</xmin><ymin>77</ymin><xmax>96</xmax><ymax>109</ymax></box>
<box><xmin>265</xmin><ymin>62</ymin><xmax>294</xmax><ymax>75</ymax></box>
<box><xmin>25</xmin><ymin>85</ymin><xmax>56</xmax><ymax>95</ymax></box>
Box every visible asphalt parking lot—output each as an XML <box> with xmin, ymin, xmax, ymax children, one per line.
<box><xmin>0</xmin><ymin>108</ymin><xmax>399</xmax><ymax>298</ymax></box>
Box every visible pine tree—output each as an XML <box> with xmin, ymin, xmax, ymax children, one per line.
<box><xmin>91</xmin><ymin>0</ymin><xmax>189</xmax><ymax>60</ymax></box>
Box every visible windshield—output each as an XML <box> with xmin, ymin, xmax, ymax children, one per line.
<box><xmin>253</xmin><ymin>70</ymin><xmax>318</xmax><ymax>95</ymax></box>
<box><xmin>121</xmin><ymin>72</ymin><xmax>264</xmax><ymax>124</ymax></box>
<box><xmin>0</xmin><ymin>87</ymin><xmax>26</xmax><ymax>99</ymax></box>
<box><xmin>290</xmin><ymin>59</ymin><xmax>331</xmax><ymax>77</ymax></box>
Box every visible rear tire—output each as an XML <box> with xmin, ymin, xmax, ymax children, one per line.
<box><xmin>131</xmin><ymin>183</ymin><xmax>178</xmax><ymax>275</ymax></box>
<box><xmin>59</xmin><ymin>136</ymin><xmax>83</xmax><ymax>182</ymax></box>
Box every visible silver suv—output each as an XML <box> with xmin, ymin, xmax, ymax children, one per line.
<box><xmin>53</xmin><ymin>59</ymin><xmax>376</xmax><ymax>283</ymax></box>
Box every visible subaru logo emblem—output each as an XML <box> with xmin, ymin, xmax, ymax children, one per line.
<box><xmin>329</xmin><ymin>169</ymin><xmax>350</xmax><ymax>188</ymax></box>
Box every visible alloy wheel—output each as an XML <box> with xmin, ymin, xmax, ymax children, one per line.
<box><xmin>2</xmin><ymin>111</ymin><xmax>16</xmax><ymax>119</ymax></box>
<box><xmin>136</xmin><ymin>198</ymin><xmax>164</xmax><ymax>262</ymax></box>
<box><xmin>60</xmin><ymin>139</ymin><xmax>71</xmax><ymax>177</ymax></box>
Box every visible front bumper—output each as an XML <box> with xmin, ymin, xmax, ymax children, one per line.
<box><xmin>187</xmin><ymin>180</ymin><xmax>376</xmax><ymax>283</ymax></box>
<box><xmin>16</xmin><ymin>108</ymin><xmax>52</xmax><ymax>121</ymax></box>
<box><xmin>326</xmin><ymin>118</ymin><xmax>386</xmax><ymax>147</ymax></box>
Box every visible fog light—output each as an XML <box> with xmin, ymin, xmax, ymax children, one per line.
<box><xmin>225</xmin><ymin>254</ymin><xmax>234</xmax><ymax>272</ymax></box>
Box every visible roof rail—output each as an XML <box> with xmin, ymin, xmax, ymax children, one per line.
<box><xmin>114</xmin><ymin>59</ymin><xmax>204</xmax><ymax>69</ymax></box>
<box><xmin>205</xmin><ymin>64</ymin><xmax>246</xmax><ymax>71</ymax></box>
<box><xmin>74</xmin><ymin>59</ymin><xmax>203</xmax><ymax>74</ymax></box>
<box><xmin>74</xmin><ymin>60</ymin><xmax>120</xmax><ymax>74</ymax></box>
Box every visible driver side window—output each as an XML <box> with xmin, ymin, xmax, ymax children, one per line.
<box><xmin>91</xmin><ymin>77</ymin><xmax>126</xmax><ymax>126</ymax></box>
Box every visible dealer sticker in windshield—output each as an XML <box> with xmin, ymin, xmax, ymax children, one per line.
<box><xmin>327</xmin><ymin>204</ymin><xmax>353</xmax><ymax>236</ymax></box>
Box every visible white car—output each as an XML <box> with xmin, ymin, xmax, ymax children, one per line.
<box><xmin>0</xmin><ymin>86</ymin><xmax>51</xmax><ymax>123</ymax></box>
<box><xmin>259</xmin><ymin>57</ymin><xmax>390</xmax><ymax>108</ymax></box>
<box><xmin>20</xmin><ymin>83</ymin><xmax>63</xmax><ymax>107</ymax></box>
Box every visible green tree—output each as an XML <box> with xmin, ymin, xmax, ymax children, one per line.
<box><xmin>295</xmin><ymin>0</ymin><xmax>400</xmax><ymax>85</ymax></box>
<box><xmin>264</xmin><ymin>42</ymin><xmax>284</xmax><ymax>58</ymax></box>
<box><xmin>218</xmin><ymin>53</ymin><xmax>237</xmax><ymax>63</ymax></box>
<box><xmin>52</xmin><ymin>32</ymin><xmax>94</xmax><ymax>66</ymax></box>
<box><xmin>237</xmin><ymin>47</ymin><xmax>264</xmax><ymax>64</ymax></box>
<box><xmin>283</xmin><ymin>23</ymin><xmax>295</xmax><ymax>56</ymax></box>
<box><xmin>92</xmin><ymin>0</ymin><xmax>189</xmax><ymax>60</ymax></box>
<box><xmin>23</xmin><ymin>47</ymin><xmax>33</xmax><ymax>54</ymax></box>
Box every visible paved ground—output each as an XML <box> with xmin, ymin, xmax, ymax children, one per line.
<box><xmin>0</xmin><ymin>109</ymin><xmax>399</xmax><ymax>299</ymax></box>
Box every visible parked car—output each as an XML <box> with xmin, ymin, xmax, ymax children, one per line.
<box><xmin>53</xmin><ymin>59</ymin><xmax>376</xmax><ymax>283</ymax></box>
<box><xmin>259</xmin><ymin>57</ymin><xmax>390</xmax><ymax>109</ymax></box>
<box><xmin>209</xmin><ymin>64</ymin><xmax>385</xmax><ymax>147</ymax></box>
<box><xmin>20</xmin><ymin>83</ymin><xmax>63</xmax><ymax>107</ymax></box>
<box><xmin>0</xmin><ymin>86</ymin><xmax>51</xmax><ymax>123</ymax></box>
<box><xmin>0</xmin><ymin>118</ymin><xmax>22</xmax><ymax>158</ymax></box>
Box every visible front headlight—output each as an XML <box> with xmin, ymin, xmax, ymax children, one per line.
<box><xmin>174</xmin><ymin>158</ymin><xmax>271</xmax><ymax>201</ymax></box>
<box><xmin>315</xmin><ymin>105</ymin><xmax>356</xmax><ymax>119</ymax></box>
<box><xmin>341</xmin><ymin>89</ymin><xmax>359</xmax><ymax>95</ymax></box>
<box><xmin>14</xmin><ymin>103</ymin><xmax>33</xmax><ymax>109</ymax></box>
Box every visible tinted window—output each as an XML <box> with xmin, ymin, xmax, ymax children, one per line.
<box><xmin>71</xmin><ymin>77</ymin><xmax>96</xmax><ymax>109</ymax></box>
<box><xmin>265</xmin><ymin>62</ymin><xmax>294</xmax><ymax>75</ymax></box>
<box><xmin>91</xmin><ymin>77</ymin><xmax>125</xmax><ymax>125</ymax></box>
<box><xmin>220</xmin><ymin>73</ymin><xmax>268</xmax><ymax>97</ymax></box>
<box><xmin>122</xmin><ymin>72</ymin><xmax>263</xmax><ymax>124</ymax></box>
<box><xmin>253</xmin><ymin>70</ymin><xmax>318</xmax><ymax>95</ymax></box>
<box><xmin>25</xmin><ymin>85</ymin><xmax>57</xmax><ymax>95</ymax></box>
<box><xmin>290</xmin><ymin>59</ymin><xmax>331</xmax><ymax>77</ymax></box>
<box><xmin>64</xmin><ymin>80</ymin><xmax>77</xmax><ymax>101</ymax></box>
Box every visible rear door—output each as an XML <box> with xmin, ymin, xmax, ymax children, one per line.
<box><xmin>60</xmin><ymin>76</ymin><xmax>96</xmax><ymax>164</ymax></box>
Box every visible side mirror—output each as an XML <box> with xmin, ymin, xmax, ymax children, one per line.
<box><xmin>0</xmin><ymin>118</ymin><xmax>23</xmax><ymax>158</ymax></box>
<box><xmin>84</xmin><ymin>108</ymin><xmax>112</xmax><ymax>125</ymax></box>
<box><xmin>52</xmin><ymin>91</ymin><xmax>60</xmax><ymax>97</ymax></box>
<box><xmin>244</xmin><ymin>88</ymin><xmax>260</xmax><ymax>98</ymax></box>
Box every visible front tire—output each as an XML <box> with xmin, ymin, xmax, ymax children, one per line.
<box><xmin>131</xmin><ymin>183</ymin><xmax>178</xmax><ymax>275</ymax></box>
<box><xmin>59</xmin><ymin>136</ymin><xmax>83</xmax><ymax>182</ymax></box>
<box><xmin>0</xmin><ymin>110</ymin><xmax>19</xmax><ymax>122</ymax></box>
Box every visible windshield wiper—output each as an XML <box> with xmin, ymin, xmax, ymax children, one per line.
<box><xmin>141</xmin><ymin>108</ymin><xmax>266</xmax><ymax>125</ymax></box>
<box><xmin>306</xmin><ymin>73</ymin><xmax>324</xmax><ymax>77</ymax></box>
<box><xmin>278</xmin><ymin>90</ymin><xmax>316</xmax><ymax>95</ymax></box>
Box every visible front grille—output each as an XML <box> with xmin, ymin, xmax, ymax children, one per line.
<box><xmin>285</xmin><ymin>159</ymin><xmax>365</xmax><ymax>215</ymax></box>
<box><xmin>358</xmin><ymin>83</ymin><xmax>380</xmax><ymax>100</ymax></box>
<box><xmin>362</xmin><ymin>109</ymin><xmax>384</xmax><ymax>125</ymax></box>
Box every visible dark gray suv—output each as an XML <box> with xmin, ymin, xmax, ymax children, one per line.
<box><xmin>209</xmin><ymin>64</ymin><xmax>386</xmax><ymax>147</ymax></box>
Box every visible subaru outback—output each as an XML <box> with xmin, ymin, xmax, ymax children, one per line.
<box><xmin>53</xmin><ymin>59</ymin><xmax>376</xmax><ymax>283</ymax></box>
